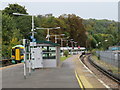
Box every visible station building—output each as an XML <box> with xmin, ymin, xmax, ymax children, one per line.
<box><xmin>28</xmin><ymin>41</ymin><xmax>61</xmax><ymax>68</ymax></box>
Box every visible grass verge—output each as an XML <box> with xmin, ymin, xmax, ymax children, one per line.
<box><xmin>60</xmin><ymin>55</ymin><xmax>72</xmax><ymax>61</ymax></box>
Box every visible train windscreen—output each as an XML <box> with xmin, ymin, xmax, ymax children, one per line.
<box><xmin>12</xmin><ymin>49</ymin><xmax>15</xmax><ymax>56</ymax></box>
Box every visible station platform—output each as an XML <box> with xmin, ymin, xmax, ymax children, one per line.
<box><xmin>2</xmin><ymin>55</ymin><xmax>107</xmax><ymax>89</ymax></box>
<box><xmin>73</xmin><ymin>55</ymin><xmax>107</xmax><ymax>89</ymax></box>
<box><xmin>2</xmin><ymin>56</ymin><xmax>79</xmax><ymax>88</ymax></box>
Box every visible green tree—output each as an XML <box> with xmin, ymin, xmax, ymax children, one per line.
<box><xmin>83</xmin><ymin>19</ymin><xmax>118</xmax><ymax>50</ymax></box>
<box><xmin>2</xmin><ymin>3</ymin><xmax>28</xmax><ymax>16</ymax></box>
<box><xmin>2</xmin><ymin>3</ymin><xmax>28</xmax><ymax>58</ymax></box>
<box><xmin>2</xmin><ymin>14</ymin><xmax>21</xmax><ymax>58</ymax></box>
<box><xmin>59</xmin><ymin>14</ymin><xmax>87</xmax><ymax>47</ymax></box>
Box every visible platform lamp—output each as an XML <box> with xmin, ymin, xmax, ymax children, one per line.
<box><xmin>70</xmin><ymin>39</ymin><xmax>74</xmax><ymax>55</ymax></box>
<box><xmin>50</xmin><ymin>34</ymin><xmax>65</xmax><ymax>43</ymax></box>
<box><xmin>36</xmin><ymin>27</ymin><xmax>60</xmax><ymax>41</ymax></box>
<box><xmin>13</xmin><ymin>13</ymin><xmax>36</xmax><ymax>78</ymax></box>
<box><xmin>74</xmin><ymin>42</ymin><xmax>78</xmax><ymax>47</ymax></box>
<box><xmin>70</xmin><ymin>39</ymin><xmax>74</xmax><ymax>47</ymax></box>
<box><xmin>13</xmin><ymin>13</ymin><xmax>36</xmax><ymax>42</ymax></box>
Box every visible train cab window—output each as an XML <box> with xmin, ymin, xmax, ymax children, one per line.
<box><xmin>12</xmin><ymin>49</ymin><xmax>15</xmax><ymax>56</ymax></box>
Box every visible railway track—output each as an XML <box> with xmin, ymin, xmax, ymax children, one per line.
<box><xmin>1</xmin><ymin>59</ymin><xmax>13</xmax><ymax>67</ymax></box>
<box><xmin>80</xmin><ymin>54</ymin><xmax>120</xmax><ymax>88</ymax></box>
<box><xmin>88</xmin><ymin>55</ymin><xmax>120</xmax><ymax>84</ymax></box>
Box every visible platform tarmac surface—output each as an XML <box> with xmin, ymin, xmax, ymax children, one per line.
<box><xmin>2</xmin><ymin>56</ymin><xmax>79</xmax><ymax>88</ymax></box>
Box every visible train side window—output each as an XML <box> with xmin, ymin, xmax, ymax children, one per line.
<box><xmin>20</xmin><ymin>49</ymin><xmax>24</xmax><ymax>55</ymax></box>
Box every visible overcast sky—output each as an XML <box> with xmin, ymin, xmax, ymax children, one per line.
<box><xmin>1</xmin><ymin>0</ymin><xmax>119</xmax><ymax>21</ymax></box>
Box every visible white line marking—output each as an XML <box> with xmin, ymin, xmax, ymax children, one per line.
<box><xmin>78</xmin><ymin>56</ymin><xmax>111</xmax><ymax>89</ymax></box>
<box><xmin>98</xmin><ymin>79</ymin><xmax>112</xmax><ymax>89</ymax></box>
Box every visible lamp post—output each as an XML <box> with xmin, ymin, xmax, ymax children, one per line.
<box><xmin>55</xmin><ymin>35</ymin><xmax>57</xmax><ymax>43</ymax></box>
<box><xmin>70</xmin><ymin>39</ymin><xmax>74</xmax><ymax>47</ymax></box>
<box><xmin>104</xmin><ymin>39</ymin><xmax>108</xmax><ymax>49</ymax></box>
<box><xmin>13</xmin><ymin>13</ymin><xmax>36</xmax><ymax>77</ymax></box>
<box><xmin>70</xmin><ymin>39</ymin><xmax>74</xmax><ymax>55</ymax></box>
<box><xmin>36</xmin><ymin>27</ymin><xmax>60</xmax><ymax>41</ymax></box>
<box><xmin>96</xmin><ymin>44</ymin><xmax>98</xmax><ymax>47</ymax></box>
<box><xmin>13</xmin><ymin>13</ymin><xmax>35</xmax><ymax>41</ymax></box>
<box><xmin>62</xmin><ymin>39</ymin><xmax>68</xmax><ymax>47</ymax></box>
<box><xmin>105</xmin><ymin>40</ymin><xmax>108</xmax><ymax>42</ymax></box>
<box><xmin>13</xmin><ymin>13</ymin><xmax>60</xmax><ymax>42</ymax></box>
<box><xmin>74</xmin><ymin>42</ymin><xmax>78</xmax><ymax>47</ymax></box>
<box><xmin>50</xmin><ymin>34</ymin><xmax>65</xmax><ymax>43</ymax></box>
<box><xmin>96</xmin><ymin>42</ymin><xmax>101</xmax><ymax>48</ymax></box>
<box><xmin>65</xmin><ymin>37</ymin><xmax>69</xmax><ymax>47</ymax></box>
<box><xmin>63</xmin><ymin>39</ymin><xmax>69</xmax><ymax>47</ymax></box>
<box><xmin>66</xmin><ymin>40</ymin><xmax>68</xmax><ymax>47</ymax></box>
<box><xmin>61</xmin><ymin>38</ymin><xmax>63</xmax><ymax>47</ymax></box>
<box><xmin>74</xmin><ymin>42</ymin><xmax>78</xmax><ymax>54</ymax></box>
<box><xmin>56</xmin><ymin>38</ymin><xmax>63</xmax><ymax>47</ymax></box>
<box><xmin>97</xmin><ymin>40</ymin><xmax>108</xmax><ymax>49</ymax></box>
<box><xmin>56</xmin><ymin>38</ymin><xmax>68</xmax><ymax>47</ymax></box>
<box><xmin>58</xmin><ymin>38</ymin><xmax>63</xmax><ymax>46</ymax></box>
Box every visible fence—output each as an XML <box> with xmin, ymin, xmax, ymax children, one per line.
<box><xmin>96</xmin><ymin>51</ymin><xmax>120</xmax><ymax>67</ymax></box>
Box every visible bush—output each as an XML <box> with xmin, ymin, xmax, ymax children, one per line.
<box><xmin>91</xmin><ymin>49</ymin><xmax>96</xmax><ymax>55</ymax></box>
<box><xmin>63</xmin><ymin>50</ymin><xmax>69</xmax><ymax>57</ymax></box>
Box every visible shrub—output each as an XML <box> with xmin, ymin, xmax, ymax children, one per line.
<box><xmin>63</xmin><ymin>50</ymin><xmax>69</xmax><ymax>57</ymax></box>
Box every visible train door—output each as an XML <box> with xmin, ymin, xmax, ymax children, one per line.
<box><xmin>15</xmin><ymin>48</ymin><xmax>20</xmax><ymax>60</ymax></box>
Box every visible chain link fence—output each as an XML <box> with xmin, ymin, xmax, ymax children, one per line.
<box><xmin>96</xmin><ymin>51</ymin><xmax>120</xmax><ymax>67</ymax></box>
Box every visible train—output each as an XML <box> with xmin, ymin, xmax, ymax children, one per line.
<box><xmin>11</xmin><ymin>45</ymin><xmax>24</xmax><ymax>64</ymax></box>
<box><xmin>108</xmin><ymin>46</ymin><xmax>120</xmax><ymax>51</ymax></box>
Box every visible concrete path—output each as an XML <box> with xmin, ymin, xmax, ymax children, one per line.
<box><xmin>2</xmin><ymin>56</ymin><xmax>79</xmax><ymax>88</ymax></box>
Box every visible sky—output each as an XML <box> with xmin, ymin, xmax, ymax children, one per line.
<box><xmin>0</xmin><ymin>0</ymin><xmax>119</xmax><ymax>21</ymax></box>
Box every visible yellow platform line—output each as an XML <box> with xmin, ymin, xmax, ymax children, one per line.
<box><xmin>75</xmin><ymin>70</ymin><xmax>93</xmax><ymax>89</ymax></box>
<box><xmin>79</xmin><ymin>75</ymin><xmax>93</xmax><ymax>88</ymax></box>
<box><xmin>75</xmin><ymin>70</ymin><xmax>84</xmax><ymax>89</ymax></box>
<box><xmin>0</xmin><ymin>63</ymin><xmax>23</xmax><ymax>70</ymax></box>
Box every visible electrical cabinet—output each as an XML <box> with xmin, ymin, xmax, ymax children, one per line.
<box><xmin>31</xmin><ymin>47</ymin><xmax>43</xmax><ymax>69</ymax></box>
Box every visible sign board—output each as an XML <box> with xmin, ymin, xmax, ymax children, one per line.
<box><xmin>30</xmin><ymin>36</ymin><xmax>33</xmax><ymax>39</ymax></box>
<box><xmin>32</xmin><ymin>38</ymin><xmax>36</xmax><ymax>42</ymax></box>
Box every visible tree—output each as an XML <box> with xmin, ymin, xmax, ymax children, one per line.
<box><xmin>59</xmin><ymin>14</ymin><xmax>87</xmax><ymax>47</ymax></box>
<box><xmin>2</xmin><ymin>14</ymin><xmax>22</xmax><ymax>58</ymax></box>
<box><xmin>2</xmin><ymin>4</ymin><xmax>28</xmax><ymax>16</ymax></box>
<box><xmin>2</xmin><ymin>3</ymin><xmax>28</xmax><ymax>58</ymax></box>
<box><xmin>83</xmin><ymin>19</ymin><xmax>118</xmax><ymax>50</ymax></box>
<box><xmin>2</xmin><ymin>14</ymin><xmax>16</xmax><ymax>44</ymax></box>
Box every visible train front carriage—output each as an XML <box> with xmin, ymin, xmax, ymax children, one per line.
<box><xmin>11</xmin><ymin>45</ymin><xmax>24</xmax><ymax>64</ymax></box>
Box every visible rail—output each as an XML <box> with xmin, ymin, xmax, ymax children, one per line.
<box><xmin>88</xmin><ymin>55</ymin><xmax>120</xmax><ymax>84</ymax></box>
<box><xmin>1</xmin><ymin>59</ymin><xmax>12</xmax><ymax>66</ymax></box>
